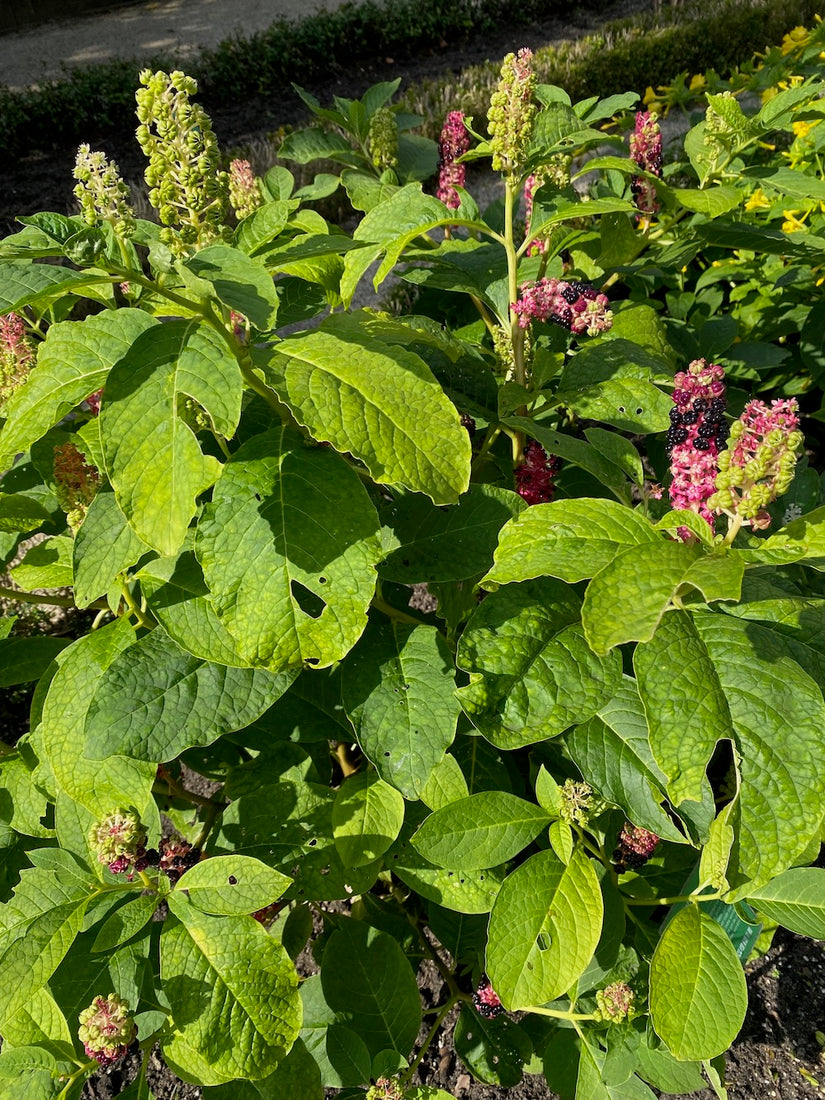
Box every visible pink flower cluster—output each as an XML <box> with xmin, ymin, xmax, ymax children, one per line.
<box><xmin>78</xmin><ymin>994</ymin><xmax>136</xmax><ymax>1066</ymax></box>
<box><xmin>515</xmin><ymin>440</ymin><xmax>560</xmax><ymax>504</ymax></box>
<box><xmin>629</xmin><ymin>110</ymin><xmax>663</xmax><ymax>215</ymax></box>
<box><xmin>512</xmin><ymin>278</ymin><xmax>613</xmax><ymax>336</ymax></box>
<box><xmin>0</xmin><ymin>311</ymin><xmax>34</xmax><ymax>404</ymax></box>
<box><xmin>523</xmin><ymin>173</ymin><xmax>548</xmax><ymax>256</ymax></box>
<box><xmin>437</xmin><ymin>111</ymin><xmax>470</xmax><ymax>210</ymax></box>
<box><xmin>613</xmin><ymin>822</ymin><xmax>660</xmax><ymax>871</ymax></box>
<box><xmin>228</xmin><ymin>158</ymin><xmax>262</xmax><ymax>220</ymax></box>
<box><xmin>709</xmin><ymin>397</ymin><xmax>803</xmax><ymax>528</ymax></box>
<box><xmin>666</xmin><ymin>358</ymin><xmax>727</xmax><ymax>536</ymax></box>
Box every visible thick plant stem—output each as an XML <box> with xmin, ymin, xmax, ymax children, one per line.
<box><xmin>623</xmin><ymin>890</ymin><xmax>723</xmax><ymax>908</ymax></box>
<box><xmin>524</xmin><ymin>1004</ymin><xmax>598</xmax><ymax>1021</ymax></box>
<box><xmin>398</xmin><ymin>993</ymin><xmax>460</xmax><ymax>1089</ymax></box>
<box><xmin>0</xmin><ymin>585</ymin><xmax>79</xmax><ymax>608</ymax></box>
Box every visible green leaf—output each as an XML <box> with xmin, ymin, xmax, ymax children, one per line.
<box><xmin>603</xmin><ymin>304</ymin><xmax>676</xmax><ymax>365</ymax></box>
<box><xmin>504</xmin><ymin>419</ymin><xmax>631</xmax><ymax>500</ymax></box>
<box><xmin>0</xmin><ymin>309</ymin><xmax>156</xmax><ymax>471</ymax></box>
<box><xmin>84</xmin><ymin>627</ymin><xmax>293</xmax><ymax>762</ymax></box>
<box><xmin>453</xmin><ymin>1003</ymin><xmax>531</xmax><ymax>1087</ymax></box>
<box><xmin>557</xmin><ymin>379</ymin><xmax>671</xmax><ymax>434</ymax></box>
<box><xmin>204</xmin><ymin>1038</ymin><xmax>323</xmax><ymax>1099</ymax></box>
<box><xmin>234</xmin><ymin>200</ymin><xmax>292</xmax><ymax>255</ymax></box>
<box><xmin>332</xmin><ymin>772</ymin><xmax>405</xmax><ymax>867</ymax></box>
<box><xmin>0</xmin><ymin>1044</ymin><xmax>78</xmax><ymax>1100</ymax></box>
<box><xmin>211</xmin><ymin>780</ymin><xmax>381</xmax><ymax>902</ymax></box>
<box><xmin>379</xmin><ymin>485</ymin><xmax>524</xmax><ymax>583</ymax></box>
<box><xmin>419</xmin><ymin>753</ymin><xmax>469</xmax><ymax>811</ymax></box>
<box><xmin>11</xmin><ymin>535</ymin><xmax>73</xmax><ymax>590</ymax></box>
<box><xmin>0</xmin><ymin>261</ymin><xmax>100</xmax><ymax>312</ymax></box>
<box><xmin>279</xmin><ymin>127</ymin><xmax>358</xmax><ymax>164</ymax></box>
<box><xmin>456</xmin><ymin>579</ymin><xmax>622</xmax><ymax>749</ymax></box>
<box><xmin>174</xmin><ymin>855</ymin><xmax>292</xmax><ymax>916</ymax></box>
<box><xmin>0</xmin><ymin>493</ymin><xmax>50</xmax><ymax>534</ymax></box>
<box><xmin>300</xmin><ymin>975</ymin><xmax>372</xmax><ymax>1088</ymax></box>
<box><xmin>101</xmin><ymin>320</ymin><xmax>222</xmax><ymax>555</ymax></box>
<box><xmin>674</xmin><ymin>186</ymin><xmax>741</xmax><ymax>215</ymax></box>
<box><xmin>483</xmin><ymin>498</ymin><xmax>659</xmax><ymax>587</ymax></box>
<box><xmin>566</xmin><ymin>677</ymin><xmax>687</xmax><ymax>843</ymax></box>
<box><xmin>195</xmin><ymin>426</ymin><xmax>381</xmax><ymax>670</ymax></box>
<box><xmin>0</xmin><ymin>636</ymin><xmax>69</xmax><ymax>687</ymax></box>
<box><xmin>746</xmin><ymin>868</ymin><xmax>825</xmax><ymax>938</ymax></box>
<box><xmin>139</xmin><ymin>550</ymin><xmax>258</xmax><ymax>666</ymax></box>
<box><xmin>92</xmin><ymin>894</ymin><xmax>160</xmax><ymax>952</ymax></box>
<box><xmin>320</xmin><ymin>920</ymin><xmax>421</xmax><ymax>1057</ymax></box>
<box><xmin>649</xmin><ymin>906</ymin><xmax>747</xmax><ymax>1060</ymax></box>
<box><xmin>637</xmin><ymin>1032</ymin><xmax>707</xmax><ymax>1095</ymax></box>
<box><xmin>0</xmin><ymin>987</ymin><xmax>71</xmax><ymax>1049</ymax></box>
<box><xmin>162</xmin><ymin>894</ymin><xmax>302</xmax><ymax>1083</ymax></box>
<box><xmin>411</xmin><ymin>792</ymin><xmax>550</xmax><ymax>870</ymax></box>
<box><xmin>693</xmin><ymin>613</ymin><xmax>825</xmax><ymax>888</ymax></box>
<box><xmin>486</xmin><ymin>849</ymin><xmax>603</xmax><ymax>1010</ymax></box>
<box><xmin>584</xmin><ymin>428</ymin><xmax>644</xmax><ymax>487</ymax></box>
<box><xmin>0</xmin><ymin>869</ymin><xmax>91</xmax><ymax>1023</ymax></box>
<box><xmin>582</xmin><ymin>541</ymin><xmax>704</xmax><ymax>654</ymax></box>
<box><xmin>634</xmin><ymin>611</ymin><xmax>732</xmax><ymax>806</ymax></box>
<box><xmin>73</xmin><ymin>490</ymin><xmax>150</xmax><ymax>608</ymax></box>
<box><xmin>255</xmin><ymin>315</ymin><xmax>470</xmax><ymax>504</ymax></box>
<box><xmin>184</xmin><ymin>244</ymin><xmax>279</xmax><ymax>329</ymax></box>
<box><xmin>340</xmin><ymin>619</ymin><xmax>460</xmax><ymax>798</ymax></box>
<box><xmin>37</xmin><ymin>619</ymin><xmax>159</xmax><ymax>815</ymax></box>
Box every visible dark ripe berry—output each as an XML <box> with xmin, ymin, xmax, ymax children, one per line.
<box><xmin>558</xmin><ymin>282</ymin><xmax>578</xmax><ymax>304</ymax></box>
<box><xmin>694</xmin><ymin>438</ymin><xmax>711</xmax><ymax>451</ymax></box>
<box><xmin>460</xmin><ymin>412</ymin><xmax>476</xmax><ymax>436</ymax></box>
<box><xmin>681</xmin><ymin>409</ymin><xmax>699</xmax><ymax>425</ymax></box>
<box><xmin>473</xmin><ymin>975</ymin><xmax>505</xmax><ymax>1019</ymax></box>
<box><xmin>567</xmin><ymin>279</ymin><xmax>596</xmax><ymax>300</ymax></box>
<box><xmin>550</xmin><ymin>305</ymin><xmax>573</xmax><ymax>328</ymax></box>
<box><xmin>716</xmin><ymin>430</ymin><xmax>729</xmax><ymax>450</ymax></box>
<box><xmin>668</xmin><ymin>426</ymin><xmax>688</xmax><ymax>446</ymax></box>
<box><xmin>673</xmin><ymin>390</ymin><xmax>690</xmax><ymax>407</ymax></box>
<box><xmin>697</xmin><ymin>421</ymin><xmax>716</xmax><ymax>438</ymax></box>
<box><xmin>669</xmin><ymin>408</ymin><xmax>683</xmax><ymax>424</ymax></box>
<box><xmin>708</xmin><ymin>398</ymin><xmax>726</xmax><ymax>416</ymax></box>
<box><xmin>693</xmin><ymin>397</ymin><xmax>708</xmax><ymax>412</ymax></box>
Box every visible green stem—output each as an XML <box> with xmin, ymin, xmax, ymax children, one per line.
<box><xmin>0</xmin><ymin>586</ymin><xmax>105</xmax><ymax>610</ymax></box>
<box><xmin>471</xmin><ymin>424</ymin><xmax>502</xmax><ymax>475</ymax></box>
<box><xmin>192</xmin><ymin>796</ymin><xmax>226</xmax><ymax>851</ymax></box>
<box><xmin>153</xmin><ymin>774</ymin><xmax>224</xmax><ymax>810</ymax></box>
<box><xmin>119</xmin><ymin>579</ymin><xmax>155</xmax><ymax>630</ymax></box>
<box><xmin>57</xmin><ymin>1061</ymin><xmax>96</xmax><ymax>1098</ymax></box>
<box><xmin>398</xmin><ymin>993</ymin><xmax>461</xmax><ymax>1089</ymax></box>
<box><xmin>371</xmin><ymin>593</ymin><xmax>431</xmax><ymax>628</ymax></box>
<box><xmin>722</xmin><ymin>512</ymin><xmax>745</xmax><ymax>546</ymax></box>
<box><xmin>623</xmin><ymin>890</ymin><xmax>723</xmax><ymax>908</ymax></box>
<box><xmin>523</xmin><ymin>1004</ymin><xmax>598</xmax><ymax>1021</ymax></box>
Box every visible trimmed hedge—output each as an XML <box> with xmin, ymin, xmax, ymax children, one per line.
<box><xmin>0</xmin><ymin>0</ymin><xmax>820</xmax><ymax>160</ymax></box>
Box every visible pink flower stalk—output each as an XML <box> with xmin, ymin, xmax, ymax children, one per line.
<box><xmin>228</xmin><ymin>158</ymin><xmax>262</xmax><ymax>220</ymax></box>
<box><xmin>666</xmin><ymin>358</ymin><xmax>727</xmax><ymax>537</ymax></box>
<box><xmin>613</xmin><ymin>822</ymin><xmax>660</xmax><ymax>871</ymax></box>
<box><xmin>437</xmin><ymin>110</ymin><xmax>470</xmax><ymax>210</ymax></box>
<box><xmin>629</xmin><ymin>110</ymin><xmax>663</xmax><ymax>215</ymax></box>
<box><xmin>515</xmin><ymin>440</ymin><xmax>560</xmax><ymax>504</ymax></box>
<box><xmin>512</xmin><ymin>278</ymin><xmax>613</xmax><ymax>336</ymax></box>
<box><xmin>523</xmin><ymin>173</ymin><xmax>549</xmax><ymax>256</ymax></box>
<box><xmin>0</xmin><ymin>312</ymin><xmax>34</xmax><ymax>405</ymax></box>
<box><xmin>53</xmin><ymin>441</ymin><xmax>100</xmax><ymax>531</ymax></box>
<box><xmin>78</xmin><ymin>994</ymin><xmax>136</xmax><ymax>1066</ymax></box>
<box><xmin>709</xmin><ymin>398</ymin><xmax>803</xmax><ymax>529</ymax></box>
<box><xmin>473</xmin><ymin>974</ymin><xmax>504</xmax><ymax>1019</ymax></box>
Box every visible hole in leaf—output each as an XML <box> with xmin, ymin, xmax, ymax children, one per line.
<box><xmin>228</xmin><ymin>875</ymin><xmax>238</xmax><ymax>885</ymax></box>
<box><xmin>617</xmin><ymin>405</ymin><xmax>626</xmax><ymax>413</ymax></box>
<box><xmin>384</xmin><ymin>751</ymin><xmax>391</xmax><ymax>757</ymax></box>
<box><xmin>254</xmin><ymin>493</ymin><xmax>262</xmax><ymax>502</ymax></box>
<box><xmin>635</xmin><ymin>407</ymin><xmax>643</xmax><ymax>415</ymax></box>
<box><xmin>320</xmin><ymin>865</ymin><xmax>330</xmax><ymax>875</ymax></box>
<box><xmin>291</xmin><ymin>580</ymin><xmax>326</xmax><ymax>619</ymax></box>
<box><xmin>308</xmin><ymin>838</ymin><xmax>317</xmax><ymax>846</ymax></box>
<box><xmin>536</xmin><ymin>932</ymin><xmax>551</xmax><ymax>951</ymax></box>
<box><xmin>492</xmin><ymin>1056</ymin><xmax>499</xmax><ymax>1065</ymax></box>
<box><xmin>318</xmin><ymin>576</ymin><xmax>327</xmax><ymax>584</ymax></box>
<box><xmin>466</xmin><ymin>1032</ymin><xmax>473</xmax><ymax>1041</ymax></box>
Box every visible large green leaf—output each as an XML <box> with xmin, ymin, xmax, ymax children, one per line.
<box><xmin>195</xmin><ymin>426</ymin><xmax>381</xmax><ymax>670</ymax></box>
<box><xmin>746</xmin><ymin>868</ymin><xmax>825</xmax><ymax>938</ymax></box>
<box><xmin>634</xmin><ymin>611</ymin><xmax>732</xmax><ymax>806</ymax></box>
<box><xmin>254</xmin><ymin>315</ymin><xmax>470</xmax><ymax>504</ymax></box>
<box><xmin>456</xmin><ymin>579</ymin><xmax>622</xmax><ymax>749</ymax></box>
<box><xmin>73</xmin><ymin>491</ymin><xmax>150</xmax><ymax>608</ymax></box>
<box><xmin>504</xmin><ymin>419</ymin><xmax>631</xmax><ymax>501</ymax></box>
<box><xmin>184</xmin><ymin>244</ymin><xmax>279</xmax><ymax>329</ymax></box>
<box><xmin>483</xmin><ymin>498</ymin><xmax>659</xmax><ymax>587</ymax></box>
<box><xmin>411</xmin><ymin>792</ymin><xmax>550</xmax><ymax>870</ymax></box>
<box><xmin>0</xmin><ymin>636</ymin><xmax>69</xmax><ymax>687</ymax></box>
<box><xmin>140</xmin><ymin>550</ymin><xmax>258</xmax><ymax>666</ymax></box>
<box><xmin>101</xmin><ymin>320</ymin><xmax>222</xmax><ymax>554</ymax></box>
<box><xmin>331</xmin><ymin>771</ymin><xmax>405</xmax><ymax>867</ymax></box>
<box><xmin>162</xmin><ymin>893</ymin><xmax>301</xmax><ymax>1083</ymax></box>
<box><xmin>486</xmin><ymin>849</ymin><xmax>603</xmax><ymax>1010</ymax></box>
<box><xmin>340</xmin><ymin>618</ymin><xmax>460</xmax><ymax>798</ymax></box>
<box><xmin>0</xmin><ymin>309</ymin><xmax>156</xmax><ymax>470</ymax></box>
<box><xmin>566</xmin><ymin>677</ymin><xmax>688</xmax><ymax>843</ymax></box>
<box><xmin>583</xmin><ymin>541</ymin><xmax>714</xmax><ymax>654</ymax></box>
<box><xmin>37</xmin><ymin>619</ymin><xmax>158</xmax><ymax>815</ymax></box>
<box><xmin>173</xmin><ymin>855</ymin><xmax>292</xmax><ymax>916</ymax></box>
<box><xmin>379</xmin><ymin>484</ymin><xmax>525</xmax><ymax>583</ymax></box>
<box><xmin>453</xmin><ymin>1004</ymin><xmax>532</xmax><ymax>1088</ymax></box>
<box><xmin>11</xmin><ymin>535</ymin><xmax>73</xmax><ymax>590</ymax></box>
<box><xmin>320</xmin><ymin>920</ymin><xmax>421</xmax><ymax>1058</ymax></box>
<box><xmin>649</xmin><ymin>906</ymin><xmax>747</xmax><ymax>1060</ymax></box>
<box><xmin>83</xmin><ymin>627</ymin><xmax>293</xmax><ymax>762</ymax></box>
<box><xmin>0</xmin><ymin>866</ymin><xmax>92</xmax><ymax>1024</ymax></box>
<box><xmin>556</xmin><ymin>379</ymin><xmax>671</xmax><ymax>434</ymax></box>
<box><xmin>210</xmin><ymin>780</ymin><xmax>381</xmax><ymax>902</ymax></box>
<box><xmin>204</xmin><ymin>1039</ymin><xmax>323</xmax><ymax>1099</ymax></box>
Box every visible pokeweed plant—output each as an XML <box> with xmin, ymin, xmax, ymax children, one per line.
<box><xmin>1</xmin><ymin>31</ymin><xmax>825</xmax><ymax>1100</ymax></box>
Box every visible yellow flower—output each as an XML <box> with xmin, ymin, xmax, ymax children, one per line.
<box><xmin>689</xmin><ymin>73</ymin><xmax>706</xmax><ymax>92</ymax></box>
<box><xmin>746</xmin><ymin>188</ymin><xmax>771</xmax><ymax>212</ymax></box>
<box><xmin>792</xmin><ymin>120</ymin><xmax>815</xmax><ymax>140</ymax></box>
<box><xmin>782</xmin><ymin>209</ymin><xmax>808</xmax><ymax>233</ymax></box>
<box><xmin>781</xmin><ymin>26</ymin><xmax>809</xmax><ymax>55</ymax></box>
<box><xmin>761</xmin><ymin>86</ymin><xmax>779</xmax><ymax>105</ymax></box>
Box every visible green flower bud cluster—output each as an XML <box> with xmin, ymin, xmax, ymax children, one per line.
<box><xmin>366</xmin><ymin>1078</ymin><xmax>404</xmax><ymax>1100</ymax></box>
<box><xmin>559</xmin><ymin>779</ymin><xmax>596</xmax><ymax>827</ymax></box>
<box><xmin>89</xmin><ymin>808</ymin><xmax>147</xmax><ymax>875</ymax></box>
<box><xmin>368</xmin><ymin>107</ymin><xmax>399</xmax><ymax>172</ymax></box>
<box><xmin>594</xmin><ymin>982</ymin><xmax>636</xmax><ymax>1023</ymax></box>
<box><xmin>53</xmin><ymin>441</ymin><xmax>100</xmax><ymax>532</ymax></box>
<box><xmin>73</xmin><ymin>144</ymin><xmax>135</xmax><ymax>238</ymax></box>
<box><xmin>78</xmin><ymin>993</ymin><xmax>136</xmax><ymax>1066</ymax></box>
<box><xmin>135</xmin><ymin>69</ymin><xmax>230</xmax><ymax>256</ymax></box>
<box><xmin>708</xmin><ymin>398</ymin><xmax>803</xmax><ymax>527</ymax></box>
<box><xmin>487</xmin><ymin>48</ymin><xmax>537</xmax><ymax>173</ymax></box>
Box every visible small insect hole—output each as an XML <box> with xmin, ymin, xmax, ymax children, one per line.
<box><xmin>635</xmin><ymin>406</ymin><xmax>643</xmax><ymax>415</ymax></box>
<box><xmin>617</xmin><ymin>405</ymin><xmax>626</xmax><ymax>413</ymax></box>
<box><xmin>228</xmin><ymin>875</ymin><xmax>237</xmax><ymax>885</ymax></box>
